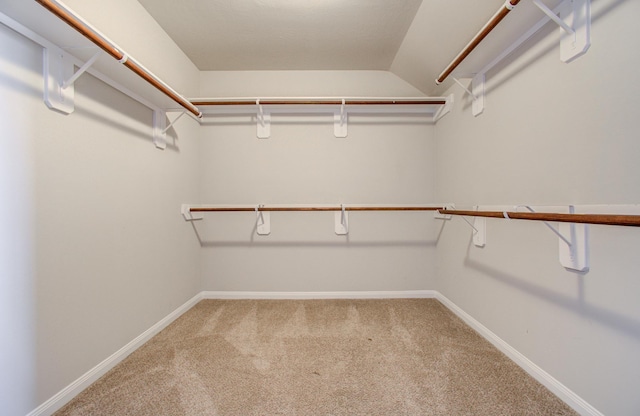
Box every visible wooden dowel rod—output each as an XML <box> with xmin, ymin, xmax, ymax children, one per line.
<box><xmin>436</xmin><ymin>0</ymin><xmax>521</xmax><ymax>84</ymax></box>
<box><xmin>35</xmin><ymin>0</ymin><xmax>202</xmax><ymax>118</ymax></box>
<box><xmin>191</xmin><ymin>100</ymin><xmax>447</xmax><ymax>106</ymax></box>
<box><xmin>439</xmin><ymin>209</ymin><xmax>640</xmax><ymax>227</ymax></box>
<box><xmin>191</xmin><ymin>206</ymin><xmax>444</xmax><ymax>213</ymax></box>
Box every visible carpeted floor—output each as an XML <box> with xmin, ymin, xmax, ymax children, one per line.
<box><xmin>55</xmin><ymin>299</ymin><xmax>577</xmax><ymax>415</ymax></box>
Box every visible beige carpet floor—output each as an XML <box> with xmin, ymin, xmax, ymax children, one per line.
<box><xmin>55</xmin><ymin>299</ymin><xmax>577</xmax><ymax>415</ymax></box>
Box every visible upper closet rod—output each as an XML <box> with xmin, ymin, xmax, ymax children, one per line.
<box><xmin>436</xmin><ymin>0</ymin><xmax>521</xmax><ymax>85</ymax></box>
<box><xmin>191</xmin><ymin>99</ymin><xmax>447</xmax><ymax>106</ymax></box>
<box><xmin>191</xmin><ymin>206</ymin><xmax>444</xmax><ymax>213</ymax></box>
<box><xmin>35</xmin><ymin>0</ymin><xmax>202</xmax><ymax>118</ymax></box>
<box><xmin>438</xmin><ymin>209</ymin><xmax>640</xmax><ymax>227</ymax></box>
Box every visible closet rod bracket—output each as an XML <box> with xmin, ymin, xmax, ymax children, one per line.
<box><xmin>433</xmin><ymin>95</ymin><xmax>455</xmax><ymax>122</ymax></box>
<box><xmin>333</xmin><ymin>99</ymin><xmax>348</xmax><ymax>138</ymax></box>
<box><xmin>256</xmin><ymin>205</ymin><xmax>271</xmax><ymax>235</ymax></box>
<box><xmin>152</xmin><ymin>110</ymin><xmax>167</xmax><ymax>150</ymax></box>
<box><xmin>458</xmin><ymin>206</ymin><xmax>486</xmax><ymax>247</ymax></box>
<box><xmin>536</xmin><ymin>0</ymin><xmax>591</xmax><ymax>63</ymax></box>
<box><xmin>471</xmin><ymin>74</ymin><xmax>485</xmax><ymax>116</ymax></box>
<box><xmin>162</xmin><ymin>111</ymin><xmax>187</xmax><ymax>134</ymax></box>
<box><xmin>556</xmin><ymin>205</ymin><xmax>589</xmax><ymax>272</ymax></box>
<box><xmin>515</xmin><ymin>205</ymin><xmax>589</xmax><ymax>272</ymax></box>
<box><xmin>335</xmin><ymin>204</ymin><xmax>349</xmax><ymax>235</ymax></box>
<box><xmin>256</xmin><ymin>99</ymin><xmax>271</xmax><ymax>139</ymax></box>
<box><xmin>181</xmin><ymin>204</ymin><xmax>203</xmax><ymax>222</ymax></box>
<box><xmin>434</xmin><ymin>204</ymin><xmax>455</xmax><ymax>220</ymax></box>
<box><xmin>62</xmin><ymin>50</ymin><xmax>101</xmax><ymax>89</ymax></box>
<box><xmin>44</xmin><ymin>46</ymin><xmax>75</xmax><ymax>114</ymax></box>
<box><xmin>533</xmin><ymin>0</ymin><xmax>574</xmax><ymax>36</ymax></box>
<box><xmin>452</xmin><ymin>75</ymin><xmax>485</xmax><ymax>117</ymax></box>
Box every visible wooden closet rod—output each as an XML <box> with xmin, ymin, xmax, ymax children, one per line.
<box><xmin>35</xmin><ymin>0</ymin><xmax>202</xmax><ymax>118</ymax></box>
<box><xmin>438</xmin><ymin>209</ymin><xmax>640</xmax><ymax>227</ymax></box>
<box><xmin>191</xmin><ymin>206</ymin><xmax>444</xmax><ymax>213</ymax></box>
<box><xmin>435</xmin><ymin>0</ymin><xmax>521</xmax><ymax>85</ymax></box>
<box><xmin>191</xmin><ymin>99</ymin><xmax>447</xmax><ymax>106</ymax></box>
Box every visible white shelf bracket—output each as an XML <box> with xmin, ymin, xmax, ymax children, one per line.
<box><xmin>62</xmin><ymin>50</ymin><xmax>101</xmax><ymax>89</ymax></box>
<box><xmin>534</xmin><ymin>0</ymin><xmax>575</xmax><ymax>36</ymax></box>
<box><xmin>43</xmin><ymin>46</ymin><xmax>75</xmax><ymax>114</ymax></box>
<box><xmin>458</xmin><ymin>206</ymin><xmax>486</xmax><ymax>247</ymax></box>
<box><xmin>162</xmin><ymin>111</ymin><xmax>187</xmax><ymax>134</ymax></box>
<box><xmin>434</xmin><ymin>94</ymin><xmax>454</xmax><ymax>122</ymax></box>
<box><xmin>335</xmin><ymin>204</ymin><xmax>349</xmax><ymax>235</ymax></box>
<box><xmin>256</xmin><ymin>99</ymin><xmax>271</xmax><ymax>139</ymax></box>
<box><xmin>453</xmin><ymin>77</ymin><xmax>476</xmax><ymax>101</ymax></box>
<box><xmin>256</xmin><ymin>205</ymin><xmax>271</xmax><ymax>235</ymax></box>
<box><xmin>471</xmin><ymin>74</ymin><xmax>485</xmax><ymax>117</ymax></box>
<box><xmin>181</xmin><ymin>204</ymin><xmax>203</xmax><ymax>222</ymax></box>
<box><xmin>452</xmin><ymin>76</ymin><xmax>484</xmax><ymax>116</ymax></box>
<box><xmin>558</xmin><ymin>205</ymin><xmax>589</xmax><ymax>272</ymax></box>
<box><xmin>334</xmin><ymin>98</ymin><xmax>348</xmax><ymax>138</ymax></box>
<box><xmin>516</xmin><ymin>205</ymin><xmax>589</xmax><ymax>272</ymax></box>
<box><xmin>434</xmin><ymin>203</ymin><xmax>455</xmax><ymax>220</ymax></box>
<box><xmin>534</xmin><ymin>0</ymin><xmax>590</xmax><ymax>63</ymax></box>
<box><xmin>152</xmin><ymin>110</ymin><xmax>167</xmax><ymax>150</ymax></box>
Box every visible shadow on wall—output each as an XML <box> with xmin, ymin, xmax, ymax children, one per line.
<box><xmin>456</xmin><ymin>0</ymin><xmax>630</xmax><ymax>112</ymax></box>
<box><xmin>464</xmin><ymin>257</ymin><xmax>640</xmax><ymax>340</ymax></box>
<box><xmin>0</xmin><ymin>68</ymin><xmax>37</xmax><ymax>415</ymax></box>
<box><xmin>73</xmin><ymin>105</ymin><xmax>182</xmax><ymax>151</ymax></box>
<box><xmin>200</xmin><ymin>240</ymin><xmax>438</xmax><ymax>249</ymax></box>
<box><xmin>188</xmin><ymin>219</ymin><xmax>446</xmax><ymax>249</ymax></box>
<box><xmin>199</xmin><ymin>117</ymin><xmax>433</xmax><ymax>129</ymax></box>
<box><xmin>0</xmin><ymin>48</ymin><xmax>182</xmax><ymax>152</ymax></box>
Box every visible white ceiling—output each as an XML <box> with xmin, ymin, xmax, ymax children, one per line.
<box><xmin>135</xmin><ymin>0</ymin><xmax>560</xmax><ymax>95</ymax></box>
<box><xmin>137</xmin><ymin>0</ymin><xmax>422</xmax><ymax>71</ymax></box>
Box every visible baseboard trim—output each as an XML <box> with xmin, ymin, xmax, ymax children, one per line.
<box><xmin>30</xmin><ymin>289</ymin><xmax>601</xmax><ymax>416</ymax></box>
<box><xmin>433</xmin><ymin>292</ymin><xmax>603</xmax><ymax>416</ymax></box>
<box><xmin>27</xmin><ymin>292</ymin><xmax>203</xmax><ymax>416</ymax></box>
<box><xmin>201</xmin><ymin>290</ymin><xmax>437</xmax><ymax>300</ymax></box>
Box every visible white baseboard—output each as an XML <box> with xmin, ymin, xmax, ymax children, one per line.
<box><xmin>433</xmin><ymin>292</ymin><xmax>603</xmax><ymax>416</ymax></box>
<box><xmin>29</xmin><ymin>290</ymin><xmax>601</xmax><ymax>416</ymax></box>
<box><xmin>27</xmin><ymin>292</ymin><xmax>203</xmax><ymax>416</ymax></box>
<box><xmin>201</xmin><ymin>290</ymin><xmax>437</xmax><ymax>300</ymax></box>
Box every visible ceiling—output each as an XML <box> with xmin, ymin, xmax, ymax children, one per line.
<box><xmin>135</xmin><ymin>0</ymin><xmax>557</xmax><ymax>94</ymax></box>
<box><xmin>137</xmin><ymin>0</ymin><xmax>422</xmax><ymax>71</ymax></box>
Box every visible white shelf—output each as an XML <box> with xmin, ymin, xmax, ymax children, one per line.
<box><xmin>0</xmin><ymin>1</ymin><xmax>184</xmax><ymax>113</ymax></box>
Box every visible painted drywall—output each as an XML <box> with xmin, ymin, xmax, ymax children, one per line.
<box><xmin>197</xmin><ymin>71</ymin><xmax>439</xmax><ymax>292</ymax></box>
<box><xmin>0</xmin><ymin>16</ymin><xmax>202</xmax><ymax>415</ymax></box>
<box><xmin>434</xmin><ymin>0</ymin><xmax>640</xmax><ymax>414</ymax></box>
<box><xmin>0</xmin><ymin>22</ymin><xmax>37</xmax><ymax>416</ymax></box>
<box><xmin>390</xmin><ymin>0</ymin><xmax>506</xmax><ymax>95</ymax></box>
<box><xmin>3</xmin><ymin>0</ymin><xmax>637</xmax><ymax>413</ymax></box>
<box><xmin>137</xmin><ymin>0</ymin><xmax>422</xmax><ymax>71</ymax></box>
<box><xmin>58</xmin><ymin>0</ymin><xmax>200</xmax><ymax>96</ymax></box>
<box><xmin>199</xmin><ymin>70</ymin><xmax>427</xmax><ymax>98</ymax></box>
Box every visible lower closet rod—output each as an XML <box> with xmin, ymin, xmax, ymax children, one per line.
<box><xmin>191</xmin><ymin>206</ymin><xmax>444</xmax><ymax>213</ymax></box>
<box><xmin>438</xmin><ymin>209</ymin><xmax>640</xmax><ymax>227</ymax></box>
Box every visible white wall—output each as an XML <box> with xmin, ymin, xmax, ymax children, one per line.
<box><xmin>0</xmin><ymin>8</ymin><xmax>201</xmax><ymax>414</ymax></box>
<box><xmin>0</xmin><ymin>21</ymin><xmax>37</xmax><ymax>416</ymax></box>
<box><xmin>199</xmin><ymin>70</ymin><xmax>426</xmax><ymax>98</ymax></box>
<box><xmin>434</xmin><ymin>1</ymin><xmax>640</xmax><ymax>414</ymax></box>
<box><xmin>390</xmin><ymin>0</ymin><xmax>505</xmax><ymax>95</ymax></box>
<box><xmin>4</xmin><ymin>0</ymin><xmax>639</xmax><ymax>414</ymax></box>
<box><xmin>197</xmin><ymin>71</ymin><xmax>439</xmax><ymax>292</ymax></box>
<box><xmin>61</xmin><ymin>0</ymin><xmax>200</xmax><ymax>96</ymax></box>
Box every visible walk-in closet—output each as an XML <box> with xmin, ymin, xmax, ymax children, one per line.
<box><xmin>1</xmin><ymin>1</ymin><xmax>639</xmax><ymax>415</ymax></box>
